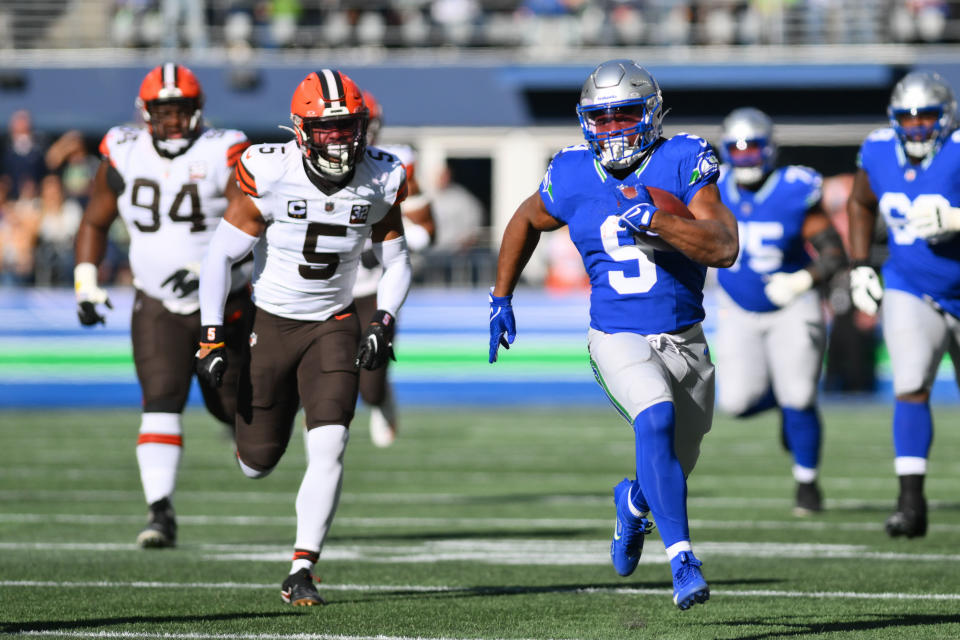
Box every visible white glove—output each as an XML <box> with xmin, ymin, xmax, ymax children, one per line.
<box><xmin>907</xmin><ymin>197</ymin><xmax>960</xmax><ymax>240</ymax></box>
<box><xmin>764</xmin><ymin>269</ymin><xmax>814</xmax><ymax>308</ymax></box>
<box><xmin>74</xmin><ymin>262</ymin><xmax>112</xmax><ymax>326</ymax></box>
<box><xmin>850</xmin><ymin>265</ymin><xmax>883</xmax><ymax>315</ymax></box>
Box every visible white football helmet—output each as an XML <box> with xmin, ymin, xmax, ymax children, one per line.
<box><xmin>576</xmin><ymin>60</ymin><xmax>664</xmax><ymax>170</ymax></box>
<box><xmin>888</xmin><ymin>71</ymin><xmax>957</xmax><ymax>160</ymax></box>
<box><xmin>720</xmin><ymin>107</ymin><xmax>776</xmax><ymax>186</ymax></box>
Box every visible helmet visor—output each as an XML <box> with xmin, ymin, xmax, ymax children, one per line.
<box><xmin>580</xmin><ymin>103</ymin><xmax>648</xmax><ymax>140</ymax></box>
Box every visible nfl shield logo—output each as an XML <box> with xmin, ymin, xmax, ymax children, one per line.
<box><xmin>325</xmin><ymin>202</ymin><xmax>335</xmax><ymax>212</ymax></box>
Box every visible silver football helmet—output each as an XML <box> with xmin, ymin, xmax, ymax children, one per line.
<box><xmin>576</xmin><ymin>60</ymin><xmax>664</xmax><ymax>170</ymax></box>
<box><xmin>720</xmin><ymin>107</ymin><xmax>776</xmax><ymax>186</ymax></box>
<box><xmin>888</xmin><ymin>71</ymin><xmax>957</xmax><ymax>160</ymax></box>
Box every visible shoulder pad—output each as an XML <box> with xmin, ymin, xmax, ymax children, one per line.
<box><xmin>98</xmin><ymin>126</ymin><xmax>144</xmax><ymax>160</ymax></box>
<box><xmin>235</xmin><ymin>142</ymin><xmax>288</xmax><ymax>198</ymax></box>
<box><xmin>866</xmin><ymin>128</ymin><xmax>896</xmax><ymax>142</ymax></box>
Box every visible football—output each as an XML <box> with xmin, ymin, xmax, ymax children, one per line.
<box><xmin>647</xmin><ymin>185</ymin><xmax>695</xmax><ymax>219</ymax></box>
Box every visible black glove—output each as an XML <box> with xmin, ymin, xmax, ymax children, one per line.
<box><xmin>355</xmin><ymin>310</ymin><xmax>396</xmax><ymax>371</ymax></box>
<box><xmin>77</xmin><ymin>299</ymin><xmax>112</xmax><ymax>326</ymax></box>
<box><xmin>162</xmin><ymin>268</ymin><xmax>200</xmax><ymax>298</ymax></box>
<box><xmin>195</xmin><ymin>325</ymin><xmax>228</xmax><ymax>388</ymax></box>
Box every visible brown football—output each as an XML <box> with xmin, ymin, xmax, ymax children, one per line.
<box><xmin>647</xmin><ymin>185</ymin><xmax>694</xmax><ymax>219</ymax></box>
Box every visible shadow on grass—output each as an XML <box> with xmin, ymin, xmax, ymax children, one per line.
<box><xmin>329</xmin><ymin>576</ymin><xmax>780</xmax><ymax>605</ymax></box>
<box><xmin>329</xmin><ymin>527</ymin><xmax>595</xmax><ymax>542</ymax></box>
<box><xmin>2</xmin><ymin>611</ymin><xmax>300</xmax><ymax>634</ymax></box>
<box><xmin>712</xmin><ymin>613</ymin><xmax>960</xmax><ymax>639</ymax></box>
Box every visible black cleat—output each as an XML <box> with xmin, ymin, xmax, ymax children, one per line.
<box><xmin>281</xmin><ymin>568</ymin><xmax>325</xmax><ymax>606</ymax></box>
<box><xmin>137</xmin><ymin>497</ymin><xmax>177</xmax><ymax>548</ymax></box>
<box><xmin>886</xmin><ymin>492</ymin><xmax>927</xmax><ymax>538</ymax></box>
<box><xmin>793</xmin><ymin>481</ymin><xmax>823</xmax><ymax>516</ymax></box>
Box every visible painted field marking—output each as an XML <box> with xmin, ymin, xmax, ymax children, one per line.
<box><xmin>2</xmin><ymin>512</ymin><xmax>960</xmax><ymax>533</ymax></box>
<box><xmin>2</xmin><ymin>581</ymin><xmax>959</xmax><ymax>602</ymax></box>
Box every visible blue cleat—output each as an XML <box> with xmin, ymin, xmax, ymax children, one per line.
<box><xmin>610</xmin><ymin>478</ymin><xmax>653</xmax><ymax>577</ymax></box>
<box><xmin>671</xmin><ymin>551</ymin><xmax>709</xmax><ymax>610</ymax></box>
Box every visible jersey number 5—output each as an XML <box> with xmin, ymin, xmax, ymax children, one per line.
<box><xmin>601</xmin><ymin>215</ymin><xmax>657</xmax><ymax>294</ymax></box>
<box><xmin>300</xmin><ymin>222</ymin><xmax>346</xmax><ymax>280</ymax></box>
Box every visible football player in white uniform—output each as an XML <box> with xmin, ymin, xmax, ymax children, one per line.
<box><xmin>196</xmin><ymin>70</ymin><xmax>411</xmax><ymax>606</ymax></box>
<box><xmin>352</xmin><ymin>90</ymin><xmax>435</xmax><ymax>447</ymax></box>
<box><xmin>73</xmin><ymin>63</ymin><xmax>253</xmax><ymax>549</ymax></box>
<box><xmin>714</xmin><ymin>108</ymin><xmax>847</xmax><ymax>515</ymax></box>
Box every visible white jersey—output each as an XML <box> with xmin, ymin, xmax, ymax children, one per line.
<box><xmin>353</xmin><ymin>144</ymin><xmax>416</xmax><ymax>299</ymax></box>
<box><xmin>236</xmin><ymin>140</ymin><xmax>406</xmax><ymax>321</ymax></box>
<box><xmin>101</xmin><ymin>125</ymin><xmax>250</xmax><ymax>314</ymax></box>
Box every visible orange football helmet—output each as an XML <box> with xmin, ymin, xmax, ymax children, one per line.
<box><xmin>136</xmin><ymin>62</ymin><xmax>204</xmax><ymax>157</ymax></box>
<box><xmin>362</xmin><ymin>90</ymin><xmax>383</xmax><ymax>146</ymax></box>
<box><xmin>290</xmin><ymin>70</ymin><xmax>369</xmax><ymax>180</ymax></box>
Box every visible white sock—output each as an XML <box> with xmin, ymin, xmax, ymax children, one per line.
<box><xmin>292</xmin><ymin>425</ymin><xmax>349</xmax><ymax>573</ymax></box>
<box><xmin>136</xmin><ymin>412</ymin><xmax>182</xmax><ymax>505</ymax></box>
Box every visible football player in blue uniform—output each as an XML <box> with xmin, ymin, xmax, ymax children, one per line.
<box><xmin>489</xmin><ymin>60</ymin><xmax>738</xmax><ymax>610</ymax></box>
<box><xmin>715</xmin><ymin>108</ymin><xmax>847</xmax><ymax>516</ymax></box>
<box><xmin>848</xmin><ymin>71</ymin><xmax>960</xmax><ymax>538</ymax></box>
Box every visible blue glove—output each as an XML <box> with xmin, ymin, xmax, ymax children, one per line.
<box><xmin>618</xmin><ymin>191</ymin><xmax>657</xmax><ymax>235</ymax></box>
<box><xmin>488</xmin><ymin>291</ymin><xmax>516</xmax><ymax>363</ymax></box>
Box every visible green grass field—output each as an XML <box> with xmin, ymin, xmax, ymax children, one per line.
<box><xmin>2</xmin><ymin>404</ymin><xmax>960</xmax><ymax>640</ymax></box>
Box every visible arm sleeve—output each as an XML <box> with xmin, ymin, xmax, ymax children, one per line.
<box><xmin>372</xmin><ymin>235</ymin><xmax>411</xmax><ymax>317</ymax></box>
<box><xmin>199</xmin><ymin>219</ymin><xmax>259</xmax><ymax>326</ymax></box>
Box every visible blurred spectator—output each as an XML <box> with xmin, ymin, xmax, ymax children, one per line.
<box><xmin>429</xmin><ymin>163</ymin><xmax>483</xmax><ymax>253</ymax></box>
<box><xmin>423</xmin><ymin>163</ymin><xmax>485</xmax><ymax>284</ymax></box>
<box><xmin>162</xmin><ymin>0</ymin><xmax>209</xmax><ymax>49</ymax></box>
<box><xmin>34</xmin><ymin>174</ymin><xmax>82</xmax><ymax>286</ymax></box>
<box><xmin>545</xmin><ymin>225</ymin><xmax>589</xmax><ymax>293</ymax></box>
<box><xmin>3</xmin><ymin>110</ymin><xmax>47</xmax><ymax>200</ymax></box>
<box><xmin>111</xmin><ymin>0</ymin><xmax>164</xmax><ymax>48</ymax></box>
<box><xmin>45</xmin><ymin>130</ymin><xmax>97</xmax><ymax>208</ymax></box>
<box><xmin>0</xmin><ymin>179</ymin><xmax>41</xmax><ymax>285</ymax></box>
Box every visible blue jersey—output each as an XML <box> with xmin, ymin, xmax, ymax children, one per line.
<box><xmin>539</xmin><ymin>135</ymin><xmax>720</xmax><ymax>334</ymax></box>
<box><xmin>716</xmin><ymin>165</ymin><xmax>822</xmax><ymax>313</ymax></box>
<box><xmin>858</xmin><ymin>127</ymin><xmax>960</xmax><ymax>317</ymax></box>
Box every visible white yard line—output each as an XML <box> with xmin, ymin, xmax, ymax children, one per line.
<box><xmin>6</xmin><ymin>631</ymin><xmax>553</xmax><ymax>640</ymax></box>
<box><xmin>0</xmin><ymin>489</ymin><xmax>955</xmax><ymax>510</ymax></box>
<box><xmin>2</xmin><ymin>512</ymin><xmax>960</xmax><ymax>533</ymax></box>
<box><xmin>2</xmin><ymin>539</ymin><xmax>960</xmax><ymax>565</ymax></box>
<box><xmin>2</xmin><ymin>581</ymin><xmax>958</xmax><ymax>602</ymax></box>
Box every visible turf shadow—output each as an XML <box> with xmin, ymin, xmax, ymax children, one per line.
<box><xmin>1</xmin><ymin>611</ymin><xmax>299</xmax><ymax>634</ymax></box>
<box><xmin>328</xmin><ymin>527</ymin><xmax>592</xmax><ymax>542</ymax></box>
<box><xmin>711</xmin><ymin>612</ymin><xmax>960</xmax><ymax>639</ymax></box>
